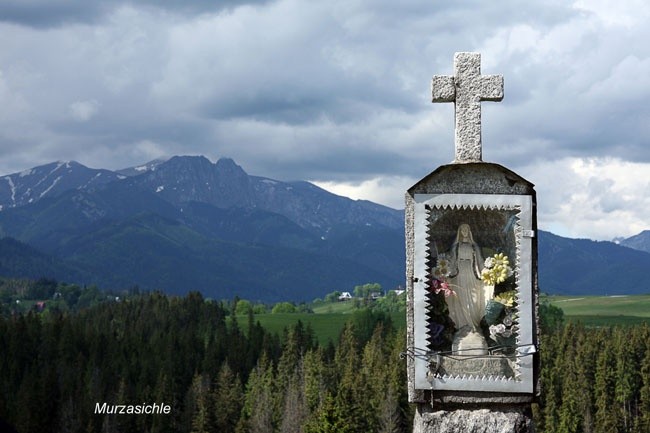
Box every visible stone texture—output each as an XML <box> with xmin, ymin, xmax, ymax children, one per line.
<box><xmin>431</xmin><ymin>52</ymin><xmax>503</xmax><ymax>163</ymax></box>
<box><xmin>429</xmin><ymin>391</ymin><xmax>534</xmax><ymax>405</ymax></box>
<box><xmin>414</xmin><ymin>407</ymin><xmax>533</xmax><ymax>433</ymax></box>
<box><xmin>435</xmin><ymin>356</ymin><xmax>514</xmax><ymax>379</ymax></box>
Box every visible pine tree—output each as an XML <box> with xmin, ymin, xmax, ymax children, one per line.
<box><xmin>240</xmin><ymin>355</ymin><xmax>275</xmax><ymax>433</ymax></box>
<box><xmin>333</xmin><ymin>322</ymin><xmax>367</xmax><ymax>432</ymax></box>
<box><xmin>113</xmin><ymin>377</ymin><xmax>138</xmax><ymax>433</ymax></box>
<box><xmin>189</xmin><ymin>373</ymin><xmax>215</xmax><ymax>433</ymax></box>
<box><xmin>277</xmin><ymin>325</ymin><xmax>303</xmax><ymax>394</ymax></box>
<box><xmin>378</xmin><ymin>387</ymin><xmax>403</xmax><ymax>433</ymax></box>
<box><xmin>303</xmin><ymin>392</ymin><xmax>353</xmax><ymax>433</ymax></box>
<box><xmin>279</xmin><ymin>369</ymin><xmax>307</xmax><ymax>433</ymax></box>
<box><xmin>386</xmin><ymin>328</ymin><xmax>410</xmax><ymax>433</ymax></box>
<box><xmin>614</xmin><ymin>328</ymin><xmax>638</xmax><ymax>432</ymax></box>
<box><xmin>213</xmin><ymin>362</ymin><xmax>244</xmax><ymax>433</ymax></box>
<box><xmin>558</xmin><ymin>343</ymin><xmax>581</xmax><ymax>433</ymax></box>
<box><xmin>635</xmin><ymin>332</ymin><xmax>650</xmax><ymax>433</ymax></box>
<box><xmin>152</xmin><ymin>372</ymin><xmax>179</xmax><ymax>433</ymax></box>
<box><xmin>593</xmin><ymin>331</ymin><xmax>616</xmax><ymax>432</ymax></box>
<box><xmin>302</xmin><ymin>348</ymin><xmax>327</xmax><ymax>415</ymax></box>
<box><xmin>540</xmin><ymin>332</ymin><xmax>562</xmax><ymax>433</ymax></box>
<box><xmin>359</xmin><ymin>324</ymin><xmax>389</xmax><ymax>432</ymax></box>
<box><xmin>574</xmin><ymin>329</ymin><xmax>596</xmax><ymax>432</ymax></box>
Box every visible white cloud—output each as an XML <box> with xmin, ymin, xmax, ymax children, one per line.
<box><xmin>585</xmin><ymin>55</ymin><xmax>650</xmax><ymax>102</ymax></box>
<box><xmin>313</xmin><ymin>175</ymin><xmax>417</xmax><ymax>210</ymax></box>
<box><xmin>521</xmin><ymin>157</ymin><xmax>650</xmax><ymax>240</ymax></box>
<box><xmin>573</xmin><ymin>0</ymin><xmax>650</xmax><ymax>27</ymax></box>
<box><xmin>69</xmin><ymin>99</ymin><xmax>100</xmax><ymax>121</ymax></box>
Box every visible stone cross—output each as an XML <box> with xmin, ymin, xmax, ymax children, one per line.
<box><xmin>432</xmin><ymin>52</ymin><xmax>504</xmax><ymax>163</ymax></box>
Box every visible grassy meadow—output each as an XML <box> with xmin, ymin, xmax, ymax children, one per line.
<box><xmin>547</xmin><ymin>294</ymin><xmax>650</xmax><ymax>326</ymax></box>
<box><xmin>238</xmin><ymin>300</ymin><xmax>406</xmax><ymax>345</ymax></box>
<box><xmin>234</xmin><ymin>294</ymin><xmax>650</xmax><ymax>347</ymax></box>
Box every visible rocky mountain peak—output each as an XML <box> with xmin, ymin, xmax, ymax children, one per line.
<box><xmin>215</xmin><ymin>157</ymin><xmax>246</xmax><ymax>175</ymax></box>
<box><xmin>0</xmin><ymin>160</ymin><xmax>120</xmax><ymax>210</ymax></box>
<box><xmin>121</xmin><ymin>155</ymin><xmax>252</xmax><ymax>208</ymax></box>
<box><xmin>165</xmin><ymin>155</ymin><xmax>212</xmax><ymax>169</ymax></box>
<box><xmin>619</xmin><ymin>230</ymin><xmax>650</xmax><ymax>254</ymax></box>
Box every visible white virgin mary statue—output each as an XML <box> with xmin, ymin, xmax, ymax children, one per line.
<box><xmin>445</xmin><ymin>223</ymin><xmax>489</xmax><ymax>354</ymax></box>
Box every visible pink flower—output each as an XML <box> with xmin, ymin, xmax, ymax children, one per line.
<box><xmin>430</xmin><ymin>279</ymin><xmax>455</xmax><ymax>297</ymax></box>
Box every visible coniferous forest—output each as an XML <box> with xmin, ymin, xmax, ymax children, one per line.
<box><xmin>1</xmin><ymin>289</ymin><xmax>650</xmax><ymax>432</ymax></box>
<box><xmin>0</xmin><ymin>291</ymin><xmax>410</xmax><ymax>433</ymax></box>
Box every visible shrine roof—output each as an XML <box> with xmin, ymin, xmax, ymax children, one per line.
<box><xmin>408</xmin><ymin>162</ymin><xmax>535</xmax><ymax>196</ymax></box>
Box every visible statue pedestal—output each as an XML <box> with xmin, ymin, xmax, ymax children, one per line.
<box><xmin>436</xmin><ymin>356</ymin><xmax>514</xmax><ymax>378</ymax></box>
<box><xmin>432</xmin><ymin>327</ymin><xmax>514</xmax><ymax>378</ymax></box>
<box><xmin>452</xmin><ymin>327</ymin><xmax>488</xmax><ymax>355</ymax></box>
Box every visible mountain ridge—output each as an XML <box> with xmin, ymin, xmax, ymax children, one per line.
<box><xmin>618</xmin><ymin>230</ymin><xmax>650</xmax><ymax>254</ymax></box>
<box><xmin>0</xmin><ymin>160</ymin><xmax>122</xmax><ymax>211</ymax></box>
<box><xmin>0</xmin><ymin>156</ymin><xmax>404</xmax><ymax>301</ymax></box>
<box><xmin>0</xmin><ymin>156</ymin><xmax>648</xmax><ymax>300</ymax></box>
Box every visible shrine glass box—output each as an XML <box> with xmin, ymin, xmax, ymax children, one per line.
<box><xmin>412</xmin><ymin>193</ymin><xmax>535</xmax><ymax>393</ymax></box>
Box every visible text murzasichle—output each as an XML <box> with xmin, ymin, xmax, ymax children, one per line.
<box><xmin>95</xmin><ymin>402</ymin><xmax>171</xmax><ymax>415</ymax></box>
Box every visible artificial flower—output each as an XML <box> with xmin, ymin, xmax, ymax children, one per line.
<box><xmin>480</xmin><ymin>253</ymin><xmax>514</xmax><ymax>285</ymax></box>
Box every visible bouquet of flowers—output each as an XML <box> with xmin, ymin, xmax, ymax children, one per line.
<box><xmin>485</xmin><ymin>291</ymin><xmax>517</xmax><ymax>351</ymax></box>
<box><xmin>480</xmin><ymin>252</ymin><xmax>513</xmax><ymax>285</ymax></box>
<box><xmin>481</xmin><ymin>253</ymin><xmax>517</xmax><ymax>353</ymax></box>
<box><xmin>430</xmin><ymin>254</ymin><xmax>455</xmax><ymax>297</ymax></box>
<box><xmin>427</xmin><ymin>254</ymin><xmax>456</xmax><ymax>350</ymax></box>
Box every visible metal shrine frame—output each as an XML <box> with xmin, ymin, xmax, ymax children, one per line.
<box><xmin>412</xmin><ymin>193</ymin><xmax>536</xmax><ymax>393</ymax></box>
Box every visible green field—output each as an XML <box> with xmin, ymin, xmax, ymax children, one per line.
<box><xmin>548</xmin><ymin>294</ymin><xmax>650</xmax><ymax>326</ymax></box>
<box><xmin>238</xmin><ymin>301</ymin><xmax>406</xmax><ymax>345</ymax></box>
<box><xmin>236</xmin><ymin>295</ymin><xmax>650</xmax><ymax>346</ymax></box>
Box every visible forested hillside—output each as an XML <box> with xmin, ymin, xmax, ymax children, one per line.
<box><xmin>538</xmin><ymin>324</ymin><xmax>650</xmax><ymax>432</ymax></box>
<box><xmin>0</xmin><ymin>292</ymin><xmax>410</xmax><ymax>433</ymax></box>
<box><xmin>1</xmin><ymin>290</ymin><xmax>650</xmax><ymax>432</ymax></box>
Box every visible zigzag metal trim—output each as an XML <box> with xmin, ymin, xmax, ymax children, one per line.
<box><xmin>428</xmin><ymin>203</ymin><xmax>522</xmax><ymax>211</ymax></box>
<box><xmin>512</xmin><ymin>207</ymin><xmax>524</xmax><ymax>381</ymax></box>
<box><xmin>427</xmin><ymin>203</ymin><xmax>524</xmax><ymax>382</ymax></box>
<box><xmin>424</xmin><ymin>205</ymin><xmax>435</xmax><ymax>348</ymax></box>
<box><xmin>434</xmin><ymin>368</ymin><xmax>516</xmax><ymax>382</ymax></box>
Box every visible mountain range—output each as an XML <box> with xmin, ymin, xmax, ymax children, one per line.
<box><xmin>0</xmin><ymin>156</ymin><xmax>403</xmax><ymax>301</ymax></box>
<box><xmin>0</xmin><ymin>155</ymin><xmax>648</xmax><ymax>301</ymax></box>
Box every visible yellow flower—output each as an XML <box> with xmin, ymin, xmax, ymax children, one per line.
<box><xmin>494</xmin><ymin>291</ymin><xmax>516</xmax><ymax>307</ymax></box>
<box><xmin>494</xmin><ymin>253</ymin><xmax>509</xmax><ymax>267</ymax></box>
<box><xmin>480</xmin><ymin>253</ymin><xmax>513</xmax><ymax>285</ymax></box>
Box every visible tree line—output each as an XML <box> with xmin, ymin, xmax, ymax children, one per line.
<box><xmin>0</xmin><ymin>291</ymin><xmax>410</xmax><ymax>433</ymax></box>
<box><xmin>2</xmin><ymin>289</ymin><xmax>650</xmax><ymax>432</ymax></box>
<box><xmin>535</xmin><ymin>323</ymin><xmax>650</xmax><ymax>433</ymax></box>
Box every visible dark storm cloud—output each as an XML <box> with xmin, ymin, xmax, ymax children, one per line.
<box><xmin>0</xmin><ymin>0</ymin><xmax>271</xmax><ymax>27</ymax></box>
<box><xmin>0</xmin><ymin>0</ymin><xmax>649</xmax><ymax>239</ymax></box>
<box><xmin>0</xmin><ymin>1</ymin><xmax>103</xmax><ymax>27</ymax></box>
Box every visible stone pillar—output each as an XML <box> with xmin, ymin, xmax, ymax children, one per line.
<box><xmin>405</xmin><ymin>163</ymin><xmax>539</xmax><ymax>433</ymax></box>
<box><xmin>414</xmin><ymin>406</ymin><xmax>533</xmax><ymax>433</ymax></box>
<box><xmin>407</xmin><ymin>53</ymin><xmax>539</xmax><ymax>432</ymax></box>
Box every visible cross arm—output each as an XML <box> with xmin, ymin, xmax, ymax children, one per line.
<box><xmin>480</xmin><ymin>75</ymin><xmax>504</xmax><ymax>102</ymax></box>
<box><xmin>432</xmin><ymin>75</ymin><xmax>455</xmax><ymax>102</ymax></box>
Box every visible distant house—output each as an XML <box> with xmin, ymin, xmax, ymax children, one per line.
<box><xmin>370</xmin><ymin>292</ymin><xmax>383</xmax><ymax>300</ymax></box>
<box><xmin>338</xmin><ymin>292</ymin><xmax>353</xmax><ymax>301</ymax></box>
<box><xmin>393</xmin><ymin>289</ymin><xmax>405</xmax><ymax>296</ymax></box>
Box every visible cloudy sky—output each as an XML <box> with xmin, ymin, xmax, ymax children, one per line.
<box><xmin>0</xmin><ymin>0</ymin><xmax>648</xmax><ymax>240</ymax></box>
